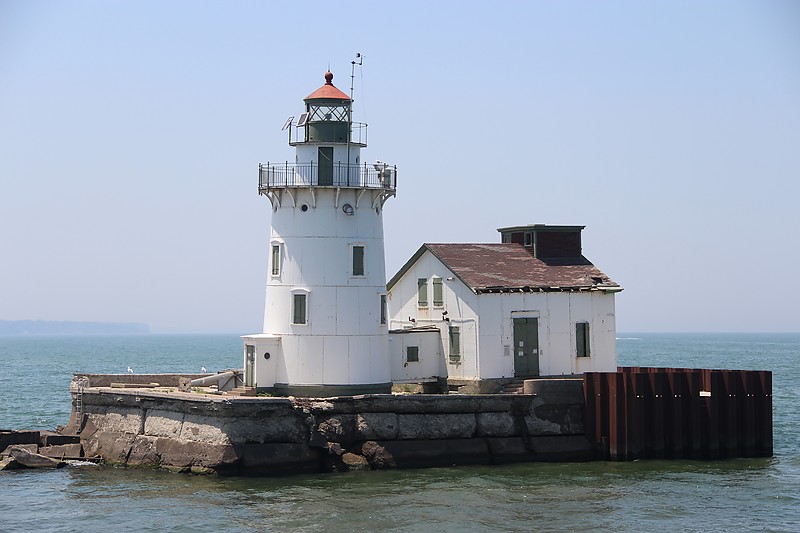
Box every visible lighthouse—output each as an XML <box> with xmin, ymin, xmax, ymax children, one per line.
<box><xmin>242</xmin><ymin>71</ymin><xmax>397</xmax><ymax>396</ymax></box>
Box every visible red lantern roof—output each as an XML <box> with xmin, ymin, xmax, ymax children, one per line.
<box><xmin>305</xmin><ymin>71</ymin><xmax>351</xmax><ymax>101</ymax></box>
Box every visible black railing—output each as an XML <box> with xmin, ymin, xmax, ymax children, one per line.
<box><xmin>258</xmin><ymin>162</ymin><xmax>397</xmax><ymax>192</ymax></box>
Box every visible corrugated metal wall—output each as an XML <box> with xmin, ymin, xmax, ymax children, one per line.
<box><xmin>584</xmin><ymin>367</ymin><xmax>772</xmax><ymax>460</ymax></box>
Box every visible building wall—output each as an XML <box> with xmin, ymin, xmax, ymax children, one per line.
<box><xmin>387</xmin><ymin>250</ymin><xmax>618</xmax><ymax>383</ymax></box>
<box><xmin>387</xmin><ymin>329</ymin><xmax>441</xmax><ymax>383</ymax></box>
<box><xmin>387</xmin><ymin>252</ymin><xmax>482</xmax><ymax>381</ymax></box>
<box><xmin>478</xmin><ymin>291</ymin><xmax>617</xmax><ymax>377</ymax></box>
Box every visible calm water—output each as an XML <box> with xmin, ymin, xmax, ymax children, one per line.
<box><xmin>1</xmin><ymin>333</ymin><xmax>798</xmax><ymax>532</ymax></box>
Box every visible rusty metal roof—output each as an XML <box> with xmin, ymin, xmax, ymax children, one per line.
<box><xmin>305</xmin><ymin>71</ymin><xmax>351</xmax><ymax>101</ymax></box>
<box><xmin>388</xmin><ymin>243</ymin><xmax>621</xmax><ymax>294</ymax></box>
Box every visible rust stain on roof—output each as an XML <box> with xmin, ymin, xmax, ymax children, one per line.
<box><xmin>425</xmin><ymin>243</ymin><xmax>620</xmax><ymax>293</ymax></box>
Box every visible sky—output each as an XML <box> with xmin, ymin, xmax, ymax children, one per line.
<box><xmin>1</xmin><ymin>1</ymin><xmax>799</xmax><ymax>333</ymax></box>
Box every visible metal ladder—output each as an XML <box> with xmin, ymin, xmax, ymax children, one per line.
<box><xmin>73</xmin><ymin>376</ymin><xmax>89</xmax><ymax>433</ymax></box>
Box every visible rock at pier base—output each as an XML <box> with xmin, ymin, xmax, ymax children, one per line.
<box><xmin>8</xmin><ymin>445</ymin><xmax>66</xmax><ymax>469</ymax></box>
<box><xmin>0</xmin><ymin>456</ymin><xmax>22</xmax><ymax>470</ymax></box>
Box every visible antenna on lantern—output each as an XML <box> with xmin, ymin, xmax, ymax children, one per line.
<box><xmin>350</xmin><ymin>52</ymin><xmax>362</xmax><ymax>102</ymax></box>
<box><xmin>347</xmin><ymin>52</ymin><xmax>363</xmax><ymax>184</ymax></box>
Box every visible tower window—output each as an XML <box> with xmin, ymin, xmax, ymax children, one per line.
<box><xmin>433</xmin><ymin>278</ymin><xmax>443</xmax><ymax>307</ymax></box>
<box><xmin>524</xmin><ymin>232</ymin><xmax>533</xmax><ymax>247</ymax></box>
<box><xmin>271</xmin><ymin>244</ymin><xmax>281</xmax><ymax>276</ymax></box>
<box><xmin>417</xmin><ymin>278</ymin><xmax>428</xmax><ymax>307</ymax></box>
<box><xmin>576</xmin><ymin>322</ymin><xmax>590</xmax><ymax>357</ymax></box>
<box><xmin>380</xmin><ymin>294</ymin><xmax>387</xmax><ymax>325</ymax></box>
<box><xmin>353</xmin><ymin>245</ymin><xmax>365</xmax><ymax>276</ymax></box>
<box><xmin>292</xmin><ymin>293</ymin><xmax>307</xmax><ymax>325</ymax></box>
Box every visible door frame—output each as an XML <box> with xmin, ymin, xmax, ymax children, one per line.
<box><xmin>512</xmin><ymin>315</ymin><xmax>540</xmax><ymax>378</ymax></box>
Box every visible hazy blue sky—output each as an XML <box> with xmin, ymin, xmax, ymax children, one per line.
<box><xmin>2</xmin><ymin>1</ymin><xmax>798</xmax><ymax>333</ymax></box>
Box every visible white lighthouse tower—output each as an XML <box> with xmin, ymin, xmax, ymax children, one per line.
<box><xmin>242</xmin><ymin>70</ymin><xmax>397</xmax><ymax>396</ymax></box>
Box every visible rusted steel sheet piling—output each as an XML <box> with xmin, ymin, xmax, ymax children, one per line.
<box><xmin>584</xmin><ymin>367</ymin><xmax>772</xmax><ymax>460</ymax></box>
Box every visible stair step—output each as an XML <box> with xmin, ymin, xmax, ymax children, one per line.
<box><xmin>228</xmin><ymin>386</ymin><xmax>257</xmax><ymax>397</ymax></box>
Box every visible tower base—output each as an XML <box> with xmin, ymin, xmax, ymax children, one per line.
<box><xmin>271</xmin><ymin>382</ymin><xmax>392</xmax><ymax>398</ymax></box>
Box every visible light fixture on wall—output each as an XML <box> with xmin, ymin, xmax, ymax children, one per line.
<box><xmin>342</xmin><ymin>204</ymin><xmax>354</xmax><ymax>216</ymax></box>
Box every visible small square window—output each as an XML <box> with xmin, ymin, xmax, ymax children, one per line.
<box><xmin>406</xmin><ymin>346</ymin><xmax>419</xmax><ymax>363</ymax></box>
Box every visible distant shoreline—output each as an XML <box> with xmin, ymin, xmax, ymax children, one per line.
<box><xmin>0</xmin><ymin>320</ymin><xmax>150</xmax><ymax>336</ymax></box>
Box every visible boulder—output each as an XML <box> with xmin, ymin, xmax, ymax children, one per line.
<box><xmin>2</xmin><ymin>443</ymin><xmax>38</xmax><ymax>456</ymax></box>
<box><xmin>341</xmin><ymin>452</ymin><xmax>370</xmax><ymax>471</ymax></box>
<box><xmin>8</xmin><ymin>446</ymin><xmax>65</xmax><ymax>468</ymax></box>
<box><xmin>0</xmin><ymin>456</ymin><xmax>22</xmax><ymax>470</ymax></box>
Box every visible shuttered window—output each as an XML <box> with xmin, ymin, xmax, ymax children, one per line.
<box><xmin>433</xmin><ymin>278</ymin><xmax>443</xmax><ymax>307</ymax></box>
<box><xmin>417</xmin><ymin>278</ymin><xmax>428</xmax><ymax>307</ymax></box>
<box><xmin>293</xmin><ymin>294</ymin><xmax>307</xmax><ymax>325</ymax></box>
<box><xmin>449</xmin><ymin>325</ymin><xmax>460</xmax><ymax>362</ymax></box>
<box><xmin>576</xmin><ymin>322</ymin><xmax>590</xmax><ymax>357</ymax></box>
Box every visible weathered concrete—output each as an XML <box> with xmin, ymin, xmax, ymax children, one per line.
<box><xmin>40</xmin><ymin>443</ymin><xmax>83</xmax><ymax>459</ymax></box>
<box><xmin>68</xmin><ymin>383</ymin><xmax>595</xmax><ymax>476</ymax></box>
<box><xmin>0</xmin><ymin>430</ymin><xmax>40</xmax><ymax>451</ymax></box>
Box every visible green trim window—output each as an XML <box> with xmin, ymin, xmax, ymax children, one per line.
<box><xmin>417</xmin><ymin>278</ymin><xmax>428</xmax><ymax>307</ymax></box>
<box><xmin>576</xmin><ymin>322</ymin><xmax>590</xmax><ymax>357</ymax></box>
<box><xmin>293</xmin><ymin>293</ymin><xmax>307</xmax><ymax>325</ymax></box>
<box><xmin>406</xmin><ymin>346</ymin><xmax>419</xmax><ymax>363</ymax></box>
<box><xmin>352</xmin><ymin>245</ymin><xmax>365</xmax><ymax>276</ymax></box>
<box><xmin>380</xmin><ymin>294</ymin><xmax>387</xmax><ymax>325</ymax></box>
<box><xmin>271</xmin><ymin>244</ymin><xmax>281</xmax><ymax>276</ymax></box>
<box><xmin>433</xmin><ymin>278</ymin><xmax>443</xmax><ymax>307</ymax></box>
<box><xmin>449</xmin><ymin>325</ymin><xmax>461</xmax><ymax>362</ymax></box>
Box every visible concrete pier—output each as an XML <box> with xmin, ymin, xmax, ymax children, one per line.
<box><xmin>67</xmin><ymin>377</ymin><xmax>592</xmax><ymax>475</ymax></box>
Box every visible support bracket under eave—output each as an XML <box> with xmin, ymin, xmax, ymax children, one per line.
<box><xmin>266</xmin><ymin>191</ymin><xmax>282</xmax><ymax>212</ymax></box>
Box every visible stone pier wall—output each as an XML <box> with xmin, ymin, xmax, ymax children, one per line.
<box><xmin>71</xmin><ymin>379</ymin><xmax>593</xmax><ymax>475</ymax></box>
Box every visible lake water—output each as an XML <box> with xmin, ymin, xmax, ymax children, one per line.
<box><xmin>1</xmin><ymin>333</ymin><xmax>798</xmax><ymax>532</ymax></box>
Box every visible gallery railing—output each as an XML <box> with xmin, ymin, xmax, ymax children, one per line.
<box><xmin>258</xmin><ymin>162</ymin><xmax>397</xmax><ymax>193</ymax></box>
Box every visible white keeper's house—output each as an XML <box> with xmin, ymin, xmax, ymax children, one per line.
<box><xmin>385</xmin><ymin>224</ymin><xmax>622</xmax><ymax>393</ymax></box>
<box><xmin>242</xmin><ymin>70</ymin><xmax>622</xmax><ymax>396</ymax></box>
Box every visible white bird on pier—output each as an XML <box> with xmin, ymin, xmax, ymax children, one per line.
<box><xmin>127</xmin><ymin>366</ymin><xmax>134</xmax><ymax>373</ymax></box>
<box><xmin>201</xmin><ymin>367</ymin><xmax>207</xmax><ymax>373</ymax></box>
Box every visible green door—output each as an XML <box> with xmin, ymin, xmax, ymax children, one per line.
<box><xmin>318</xmin><ymin>147</ymin><xmax>333</xmax><ymax>186</ymax></box>
<box><xmin>513</xmin><ymin>318</ymin><xmax>540</xmax><ymax>377</ymax></box>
